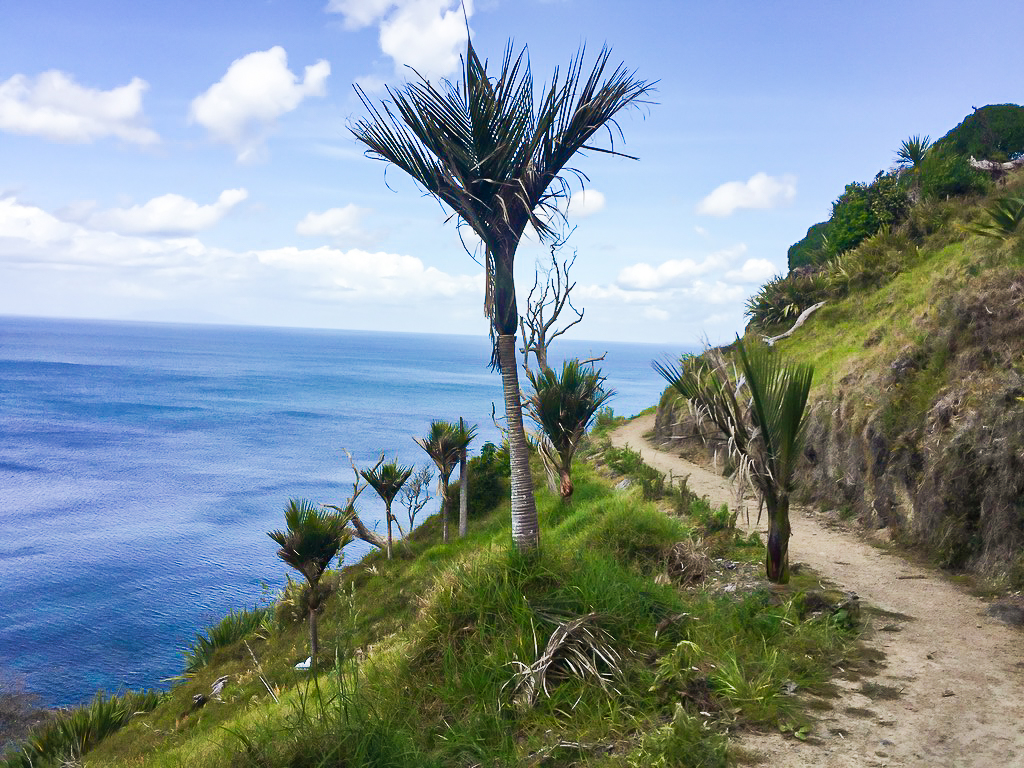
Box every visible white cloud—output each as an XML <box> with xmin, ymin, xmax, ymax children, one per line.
<box><xmin>566</xmin><ymin>189</ymin><xmax>605</xmax><ymax>218</ymax></box>
<box><xmin>643</xmin><ymin>307</ymin><xmax>670</xmax><ymax>322</ymax></box>
<box><xmin>724</xmin><ymin>258</ymin><xmax>778</xmax><ymax>284</ymax></box>
<box><xmin>83</xmin><ymin>189</ymin><xmax>248</xmax><ymax>235</ymax></box>
<box><xmin>189</xmin><ymin>47</ymin><xmax>330</xmax><ymax>162</ymax></box>
<box><xmin>0</xmin><ymin>70</ymin><xmax>158</xmax><ymax>145</ymax></box>
<box><xmin>296</xmin><ymin>204</ymin><xmax>371</xmax><ymax>241</ymax></box>
<box><xmin>327</xmin><ymin>0</ymin><xmax>472</xmax><ymax>81</ymax></box>
<box><xmin>0</xmin><ymin>195</ymin><xmax>478</xmax><ymax>303</ymax></box>
<box><xmin>696</xmin><ymin>172</ymin><xmax>796</xmax><ymax>217</ymax></box>
<box><xmin>616</xmin><ymin>245</ymin><xmax>746</xmax><ymax>291</ymax></box>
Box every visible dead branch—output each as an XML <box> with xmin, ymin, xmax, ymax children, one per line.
<box><xmin>764</xmin><ymin>301</ymin><xmax>826</xmax><ymax>345</ymax></box>
<box><xmin>324</xmin><ymin>449</ymin><xmax>387</xmax><ymax>551</ymax></box>
<box><xmin>519</xmin><ymin>242</ymin><xmax>586</xmax><ymax>373</ymax></box>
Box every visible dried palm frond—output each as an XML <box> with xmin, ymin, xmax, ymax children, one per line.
<box><xmin>502</xmin><ymin>612</ymin><xmax>622</xmax><ymax>712</ymax></box>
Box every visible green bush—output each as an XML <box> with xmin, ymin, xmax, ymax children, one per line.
<box><xmin>3</xmin><ymin>690</ymin><xmax>162</xmax><ymax>767</ymax></box>
<box><xmin>933</xmin><ymin>104</ymin><xmax>1024</xmax><ymax>161</ymax></box>
<box><xmin>787</xmin><ymin>220</ymin><xmax>830</xmax><ymax>270</ymax></box>
<box><xmin>824</xmin><ymin>230</ymin><xmax>917</xmax><ymax>295</ymax></box>
<box><xmin>919</xmin><ymin>147</ymin><xmax>989</xmax><ymax>200</ymax></box>
<box><xmin>744</xmin><ymin>271</ymin><xmax>828</xmax><ymax>328</ymax></box>
<box><xmin>183</xmin><ymin>605</ymin><xmax>272</xmax><ymax>673</ymax></box>
<box><xmin>468</xmin><ymin>441</ymin><xmax>509</xmax><ymax>515</ymax></box>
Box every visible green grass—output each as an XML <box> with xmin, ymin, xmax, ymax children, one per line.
<box><xmin>10</xmin><ymin>463</ymin><xmax>859</xmax><ymax>768</ymax></box>
<box><xmin>182</xmin><ymin>606</ymin><xmax>271</xmax><ymax>675</ymax></box>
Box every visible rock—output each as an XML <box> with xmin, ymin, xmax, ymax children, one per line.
<box><xmin>986</xmin><ymin>598</ymin><xmax>1024</xmax><ymax>626</ymax></box>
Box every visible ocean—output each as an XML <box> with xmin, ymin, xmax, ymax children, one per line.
<box><xmin>0</xmin><ymin>316</ymin><xmax>684</xmax><ymax>707</ymax></box>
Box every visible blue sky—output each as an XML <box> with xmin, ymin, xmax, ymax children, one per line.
<box><xmin>1</xmin><ymin>0</ymin><xmax>1021</xmax><ymax>344</ymax></box>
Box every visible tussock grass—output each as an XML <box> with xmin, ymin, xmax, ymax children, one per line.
<box><xmin>182</xmin><ymin>606</ymin><xmax>271</xmax><ymax>674</ymax></box>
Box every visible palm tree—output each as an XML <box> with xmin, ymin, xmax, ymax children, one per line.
<box><xmin>525</xmin><ymin>359</ymin><xmax>613</xmax><ymax>503</ymax></box>
<box><xmin>268</xmin><ymin>499</ymin><xmax>351</xmax><ymax>660</ymax></box>
<box><xmin>361</xmin><ymin>457</ymin><xmax>414</xmax><ymax>560</ymax></box>
<box><xmin>654</xmin><ymin>340</ymin><xmax>813</xmax><ymax>584</ymax></box>
<box><xmin>351</xmin><ymin>38</ymin><xmax>653</xmax><ymax>552</ymax></box>
<box><xmin>415</xmin><ymin>421</ymin><xmax>461</xmax><ymax>542</ymax></box>
<box><xmin>454</xmin><ymin>418</ymin><xmax>478</xmax><ymax>538</ymax></box>
<box><xmin>895</xmin><ymin>134</ymin><xmax>931</xmax><ymax>169</ymax></box>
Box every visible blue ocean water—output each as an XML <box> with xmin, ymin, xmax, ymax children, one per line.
<box><xmin>0</xmin><ymin>316</ymin><xmax>684</xmax><ymax>707</ymax></box>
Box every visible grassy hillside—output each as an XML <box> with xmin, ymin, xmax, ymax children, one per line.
<box><xmin>658</xmin><ymin>126</ymin><xmax>1024</xmax><ymax>587</ymax></box>
<box><xmin>3</xmin><ymin>450</ymin><xmax>866</xmax><ymax>767</ymax></box>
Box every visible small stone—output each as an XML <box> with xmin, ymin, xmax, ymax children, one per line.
<box><xmin>942</xmin><ymin>689</ymin><xmax>955</xmax><ymax>697</ymax></box>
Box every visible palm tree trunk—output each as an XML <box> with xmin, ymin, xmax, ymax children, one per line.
<box><xmin>439</xmin><ymin>473</ymin><xmax>449</xmax><ymax>543</ymax></box>
<box><xmin>498</xmin><ymin>333</ymin><xmax>540</xmax><ymax>551</ymax></box>
<box><xmin>459</xmin><ymin>445</ymin><xmax>469</xmax><ymax>537</ymax></box>
<box><xmin>385</xmin><ymin>501</ymin><xmax>393</xmax><ymax>560</ymax></box>
<box><xmin>765</xmin><ymin>495</ymin><xmax>791</xmax><ymax>584</ymax></box>
<box><xmin>309</xmin><ymin>605</ymin><xmax>319</xmax><ymax>661</ymax></box>
<box><xmin>559</xmin><ymin>467</ymin><xmax>573</xmax><ymax>503</ymax></box>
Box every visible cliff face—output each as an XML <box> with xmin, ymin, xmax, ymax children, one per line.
<box><xmin>655</xmin><ymin>264</ymin><xmax>1024</xmax><ymax>586</ymax></box>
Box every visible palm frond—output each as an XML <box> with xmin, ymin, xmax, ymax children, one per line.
<box><xmin>267</xmin><ymin>499</ymin><xmax>351</xmax><ymax>586</ymax></box>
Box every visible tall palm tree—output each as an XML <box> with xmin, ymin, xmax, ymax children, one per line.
<box><xmin>361</xmin><ymin>457</ymin><xmax>414</xmax><ymax>560</ymax></box>
<box><xmin>268</xmin><ymin>499</ymin><xmax>351</xmax><ymax>660</ymax></box>
<box><xmin>654</xmin><ymin>340</ymin><xmax>813</xmax><ymax>584</ymax></box>
<box><xmin>525</xmin><ymin>359</ymin><xmax>613</xmax><ymax>503</ymax></box>
<box><xmin>351</xmin><ymin>38</ymin><xmax>652</xmax><ymax>552</ymax></box>
<box><xmin>454</xmin><ymin>418</ymin><xmax>478</xmax><ymax>538</ymax></box>
<box><xmin>415</xmin><ymin>421</ymin><xmax>461</xmax><ymax>543</ymax></box>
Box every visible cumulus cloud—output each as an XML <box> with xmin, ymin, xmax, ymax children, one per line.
<box><xmin>296</xmin><ymin>204</ymin><xmax>371</xmax><ymax>241</ymax></box>
<box><xmin>566</xmin><ymin>189</ymin><xmax>605</xmax><ymax>218</ymax></box>
<box><xmin>83</xmin><ymin>189</ymin><xmax>248</xmax><ymax>236</ymax></box>
<box><xmin>696</xmin><ymin>172</ymin><xmax>796</xmax><ymax>217</ymax></box>
<box><xmin>189</xmin><ymin>47</ymin><xmax>330</xmax><ymax>162</ymax></box>
<box><xmin>724</xmin><ymin>258</ymin><xmax>778</xmax><ymax>284</ymax></box>
<box><xmin>0</xmin><ymin>70</ymin><xmax>158</xmax><ymax>145</ymax></box>
<box><xmin>0</xmin><ymin>195</ymin><xmax>478</xmax><ymax>304</ymax></box>
<box><xmin>327</xmin><ymin>0</ymin><xmax>472</xmax><ymax>81</ymax></box>
<box><xmin>616</xmin><ymin>245</ymin><xmax>746</xmax><ymax>291</ymax></box>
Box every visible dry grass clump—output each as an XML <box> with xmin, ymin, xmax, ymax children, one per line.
<box><xmin>665</xmin><ymin>539</ymin><xmax>712</xmax><ymax>586</ymax></box>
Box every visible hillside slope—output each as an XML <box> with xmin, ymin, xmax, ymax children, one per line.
<box><xmin>656</xmin><ymin>165</ymin><xmax>1024</xmax><ymax>586</ymax></box>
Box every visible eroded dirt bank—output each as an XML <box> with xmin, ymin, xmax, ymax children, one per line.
<box><xmin>611</xmin><ymin>413</ymin><xmax>1024</xmax><ymax>768</ymax></box>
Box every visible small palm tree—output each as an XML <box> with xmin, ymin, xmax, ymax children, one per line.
<box><xmin>526</xmin><ymin>359</ymin><xmax>614</xmax><ymax>503</ymax></box>
<box><xmin>351</xmin><ymin>37</ymin><xmax>652</xmax><ymax>552</ymax></box>
<box><xmin>361</xmin><ymin>457</ymin><xmax>414</xmax><ymax>560</ymax></box>
<box><xmin>654</xmin><ymin>340</ymin><xmax>813</xmax><ymax>584</ymax></box>
<box><xmin>268</xmin><ymin>499</ymin><xmax>351</xmax><ymax>660</ymax></box>
<box><xmin>415</xmin><ymin>421</ymin><xmax>461</xmax><ymax>542</ymax></box>
<box><xmin>454</xmin><ymin>418</ymin><xmax>478</xmax><ymax>538</ymax></box>
<box><xmin>895</xmin><ymin>134</ymin><xmax>931</xmax><ymax>169</ymax></box>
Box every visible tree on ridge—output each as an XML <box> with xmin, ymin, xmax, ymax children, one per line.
<box><xmin>351</xmin><ymin>36</ymin><xmax>653</xmax><ymax>551</ymax></box>
<box><xmin>415</xmin><ymin>420</ymin><xmax>462</xmax><ymax>543</ymax></box>
<box><xmin>361</xmin><ymin>457</ymin><xmax>414</xmax><ymax>560</ymax></box>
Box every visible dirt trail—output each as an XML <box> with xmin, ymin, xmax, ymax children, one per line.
<box><xmin>611</xmin><ymin>413</ymin><xmax>1024</xmax><ymax>768</ymax></box>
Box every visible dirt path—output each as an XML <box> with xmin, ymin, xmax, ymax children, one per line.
<box><xmin>611</xmin><ymin>414</ymin><xmax>1024</xmax><ymax>768</ymax></box>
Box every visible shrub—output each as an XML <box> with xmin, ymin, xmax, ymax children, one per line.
<box><xmin>932</xmin><ymin>104</ymin><xmax>1024</xmax><ymax>161</ymax></box>
<box><xmin>744</xmin><ymin>271</ymin><xmax>828</xmax><ymax>328</ymax></box>
<box><xmin>787</xmin><ymin>220</ymin><xmax>830</xmax><ymax>270</ymax></box>
<box><xmin>183</xmin><ymin>605</ymin><xmax>272</xmax><ymax>673</ymax></box>
<box><xmin>3</xmin><ymin>690</ymin><xmax>162</xmax><ymax>767</ymax></box>
<box><xmin>823</xmin><ymin>230</ymin><xmax>916</xmax><ymax>295</ymax></box>
<box><xmin>468</xmin><ymin>441</ymin><xmax>509</xmax><ymax>515</ymax></box>
<box><xmin>919</xmin><ymin>147</ymin><xmax>989</xmax><ymax>200</ymax></box>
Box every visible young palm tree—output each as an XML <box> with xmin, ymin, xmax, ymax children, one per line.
<box><xmin>525</xmin><ymin>359</ymin><xmax>614</xmax><ymax>503</ymax></box>
<box><xmin>351</xmin><ymin>38</ymin><xmax>653</xmax><ymax>552</ymax></box>
<box><xmin>268</xmin><ymin>499</ymin><xmax>351</xmax><ymax>660</ymax></box>
<box><xmin>454</xmin><ymin>418</ymin><xmax>478</xmax><ymax>538</ymax></box>
<box><xmin>895</xmin><ymin>134</ymin><xmax>931</xmax><ymax>169</ymax></box>
<box><xmin>361</xmin><ymin>457</ymin><xmax>414</xmax><ymax>560</ymax></box>
<box><xmin>654</xmin><ymin>340</ymin><xmax>813</xmax><ymax>584</ymax></box>
<box><xmin>414</xmin><ymin>421</ymin><xmax>461</xmax><ymax>543</ymax></box>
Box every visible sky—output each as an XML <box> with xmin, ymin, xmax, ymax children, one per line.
<box><xmin>1</xmin><ymin>1</ymin><xmax>1022</xmax><ymax>346</ymax></box>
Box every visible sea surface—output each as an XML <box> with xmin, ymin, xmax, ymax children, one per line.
<box><xmin>0</xmin><ymin>316</ymin><xmax>686</xmax><ymax>707</ymax></box>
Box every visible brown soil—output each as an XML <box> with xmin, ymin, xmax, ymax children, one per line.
<box><xmin>611</xmin><ymin>413</ymin><xmax>1024</xmax><ymax>768</ymax></box>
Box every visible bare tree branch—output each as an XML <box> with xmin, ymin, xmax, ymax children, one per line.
<box><xmin>519</xmin><ymin>240</ymin><xmax>594</xmax><ymax>374</ymax></box>
<box><xmin>323</xmin><ymin>449</ymin><xmax>387</xmax><ymax>551</ymax></box>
